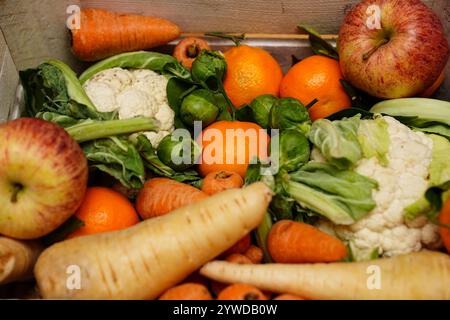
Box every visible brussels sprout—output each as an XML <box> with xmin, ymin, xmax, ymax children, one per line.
<box><xmin>191</xmin><ymin>50</ymin><xmax>226</xmax><ymax>91</ymax></box>
<box><xmin>157</xmin><ymin>133</ymin><xmax>201</xmax><ymax>171</ymax></box>
<box><xmin>249</xmin><ymin>94</ymin><xmax>278</xmax><ymax>128</ymax></box>
<box><xmin>180</xmin><ymin>89</ymin><xmax>220</xmax><ymax>127</ymax></box>
<box><xmin>269</xmin><ymin>97</ymin><xmax>311</xmax><ymax>134</ymax></box>
<box><xmin>271</xmin><ymin>128</ymin><xmax>310</xmax><ymax>173</ymax></box>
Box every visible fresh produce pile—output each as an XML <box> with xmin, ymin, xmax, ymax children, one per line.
<box><xmin>1</xmin><ymin>0</ymin><xmax>450</xmax><ymax>300</ymax></box>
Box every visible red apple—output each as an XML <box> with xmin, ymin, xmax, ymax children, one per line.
<box><xmin>0</xmin><ymin>118</ymin><xmax>88</xmax><ymax>239</ymax></box>
<box><xmin>338</xmin><ymin>0</ymin><xmax>449</xmax><ymax>98</ymax></box>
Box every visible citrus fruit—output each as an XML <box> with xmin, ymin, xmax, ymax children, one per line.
<box><xmin>67</xmin><ymin>187</ymin><xmax>139</xmax><ymax>238</ymax></box>
<box><xmin>280</xmin><ymin>55</ymin><xmax>351</xmax><ymax>120</ymax></box>
<box><xmin>223</xmin><ymin>45</ymin><xmax>283</xmax><ymax>108</ymax></box>
<box><xmin>197</xmin><ymin>120</ymin><xmax>270</xmax><ymax>178</ymax></box>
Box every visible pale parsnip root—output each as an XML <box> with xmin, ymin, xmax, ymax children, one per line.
<box><xmin>35</xmin><ymin>182</ymin><xmax>272</xmax><ymax>299</ymax></box>
<box><xmin>200</xmin><ymin>251</ymin><xmax>450</xmax><ymax>300</ymax></box>
<box><xmin>0</xmin><ymin>237</ymin><xmax>44</xmax><ymax>285</ymax></box>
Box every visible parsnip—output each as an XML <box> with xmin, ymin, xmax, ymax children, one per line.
<box><xmin>200</xmin><ymin>251</ymin><xmax>450</xmax><ymax>300</ymax></box>
<box><xmin>34</xmin><ymin>182</ymin><xmax>272</xmax><ymax>299</ymax></box>
<box><xmin>0</xmin><ymin>237</ymin><xmax>43</xmax><ymax>285</ymax></box>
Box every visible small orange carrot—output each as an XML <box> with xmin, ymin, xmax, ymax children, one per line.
<box><xmin>201</xmin><ymin>170</ymin><xmax>244</xmax><ymax>195</ymax></box>
<box><xmin>159</xmin><ymin>283</ymin><xmax>212</xmax><ymax>300</ymax></box>
<box><xmin>225</xmin><ymin>253</ymin><xmax>253</xmax><ymax>264</ymax></box>
<box><xmin>273</xmin><ymin>294</ymin><xmax>304</xmax><ymax>300</ymax></box>
<box><xmin>71</xmin><ymin>8</ymin><xmax>181</xmax><ymax>61</ymax></box>
<box><xmin>173</xmin><ymin>37</ymin><xmax>211</xmax><ymax>69</ymax></box>
<box><xmin>218</xmin><ymin>284</ymin><xmax>267</xmax><ymax>300</ymax></box>
<box><xmin>244</xmin><ymin>245</ymin><xmax>263</xmax><ymax>264</ymax></box>
<box><xmin>268</xmin><ymin>220</ymin><xmax>347</xmax><ymax>263</ymax></box>
<box><xmin>222</xmin><ymin>233</ymin><xmax>251</xmax><ymax>257</ymax></box>
<box><xmin>439</xmin><ymin>196</ymin><xmax>450</xmax><ymax>253</ymax></box>
<box><xmin>136</xmin><ymin>178</ymin><xmax>208</xmax><ymax>219</ymax></box>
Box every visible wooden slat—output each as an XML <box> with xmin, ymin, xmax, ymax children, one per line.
<box><xmin>80</xmin><ymin>0</ymin><xmax>435</xmax><ymax>34</ymax></box>
<box><xmin>0</xmin><ymin>28</ymin><xmax>19</xmax><ymax>123</ymax></box>
<box><xmin>0</xmin><ymin>0</ymin><xmax>84</xmax><ymax>71</ymax></box>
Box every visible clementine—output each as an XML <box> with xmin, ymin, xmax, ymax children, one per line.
<box><xmin>280</xmin><ymin>55</ymin><xmax>351</xmax><ymax>120</ymax></box>
<box><xmin>67</xmin><ymin>187</ymin><xmax>139</xmax><ymax>238</ymax></box>
<box><xmin>197</xmin><ymin>120</ymin><xmax>270</xmax><ymax>178</ymax></box>
<box><xmin>223</xmin><ymin>45</ymin><xmax>283</xmax><ymax>108</ymax></box>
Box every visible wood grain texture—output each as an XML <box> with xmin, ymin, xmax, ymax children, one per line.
<box><xmin>80</xmin><ymin>0</ymin><xmax>435</xmax><ymax>33</ymax></box>
<box><xmin>0</xmin><ymin>29</ymin><xmax>18</xmax><ymax>123</ymax></box>
<box><xmin>0</xmin><ymin>0</ymin><xmax>83</xmax><ymax>70</ymax></box>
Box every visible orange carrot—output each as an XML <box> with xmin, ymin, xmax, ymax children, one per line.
<box><xmin>244</xmin><ymin>245</ymin><xmax>263</xmax><ymax>264</ymax></box>
<box><xmin>71</xmin><ymin>8</ymin><xmax>181</xmax><ymax>61</ymax></box>
<box><xmin>201</xmin><ymin>170</ymin><xmax>244</xmax><ymax>195</ymax></box>
<box><xmin>221</xmin><ymin>233</ymin><xmax>251</xmax><ymax>257</ymax></box>
<box><xmin>159</xmin><ymin>283</ymin><xmax>212</xmax><ymax>300</ymax></box>
<box><xmin>439</xmin><ymin>196</ymin><xmax>450</xmax><ymax>253</ymax></box>
<box><xmin>268</xmin><ymin>220</ymin><xmax>347</xmax><ymax>263</ymax></box>
<box><xmin>173</xmin><ymin>37</ymin><xmax>211</xmax><ymax>69</ymax></box>
<box><xmin>225</xmin><ymin>253</ymin><xmax>253</xmax><ymax>264</ymax></box>
<box><xmin>218</xmin><ymin>284</ymin><xmax>267</xmax><ymax>300</ymax></box>
<box><xmin>136</xmin><ymin>178</ymin><xmax>208</xmax><ymax>219</ymax></box>
<box><xmin>274</xmin><ymin>294</ymin><xmax>304</xmax><ymax>300</ymax></box>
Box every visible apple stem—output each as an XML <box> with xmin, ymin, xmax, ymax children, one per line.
<box><xmin>10</xmin><ymin>183</ymin><xmax>23</xmax><ymax>203</ymax></box>
<box><xmin>362</xmin><ymin>38</ymin><xmax>389</xmax><ymax>61</ymax></box>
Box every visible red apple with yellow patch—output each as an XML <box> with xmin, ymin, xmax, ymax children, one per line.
<box><xmin>338</xmin><ymin>0</ymin><xmax>449</xmax><ymax>98</ymax></box>
<box><xmin>0</xmin><ymin>118</ymin><xmax>88</xmax><ymax>239</ymax></box>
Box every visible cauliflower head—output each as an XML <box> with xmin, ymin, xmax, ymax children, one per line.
<box><xmin>315</xmin><ymin>116</ymin><xmax>442</xmax><ymax>260</ymax></box>
<box><xmin>83</xmin><ymin>68</ymin><xmax>174</xmax><ymax>148</ymax></box>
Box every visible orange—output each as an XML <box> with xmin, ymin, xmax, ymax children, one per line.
<box><xmin>67</xmin><ymin>187</ymin><xmax>139</xmax><ymax>238</ymax></box>
<box><xmin>197</xmin><ymin>120</ymin><xmax>270</xmax><ymax>178</ymax></box>
<box><xmin>420</xmin><ymin>69</ymin><xmax>445</xmax><ymax>97</ymax></box>
<box><xmin>223</xmin><ymin>45</ymin><xmax>283</xmax><ymax>108</ymax></box>
<box><xmin>280</xmin><ymin>55</ymin><xmax>351</xmax><ymax>120</ymax></box>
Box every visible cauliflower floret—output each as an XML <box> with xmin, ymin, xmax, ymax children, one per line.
<box><xmin>83</xmin><ymin>68</ymin><xmax>175</xmax><ymax>148</ymax></box>
<box><xmin>117</xmin><ymin>88</ymin><xmax>158</xmax><ymax>119</ymax></box>
<box><xmin>83</xmin><ymin>81</ymin><xmax>118</xmax><ymax>112</ymax></box>
<box><xmin>327</xmin><ymin>116</ymin><xmax>441</xmax><ymax>260</ymax></box>
<box><xmin>87</xmin><ymin>67</ymin><xmax>135</xmax><ymax>94</ymax></box>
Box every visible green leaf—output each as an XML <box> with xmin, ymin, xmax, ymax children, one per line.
<box><xmin>269</xmin><ymin>97</ymin><xmax>311</xmax><ymax>134</ymax></box>
<box><xmin>357</xmin><ymin>116</ymin><xmax>390</xmax><ymax>165</ymax></box>
<box><xmin>79</xmin><ymin>51</ymin><xmax>191</xmax><ymax>84</ymax></box>
<box><xmin>326</xmin><ymin>108</ymin><xmax>374</xmax><ymax>120</ymax></box>
<box><xmin>287</xmin><ymin>162</ymin><xmax>378</xmax><ymax>224</ymax></box>
<box><xmin>308</xmin><ymin>115</ymin><xmax>362</xmax><ymax>169</ymax></box>
<box><xmin>254</xmin><ymin>211</ymin><xmax>273</xmax><ymax>263</ymax></box>
<box><xmin>82</xmin><ymin>136</ymin><xmax>146</xmax><ymax>189</ymax></box>
<box><xmin>297</xmin><ymin>25</ymin><xmax>339</xmax><ymax>60</ymax></box>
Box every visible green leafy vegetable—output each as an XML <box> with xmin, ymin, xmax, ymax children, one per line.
<box><xmin>180</xmin><ymin>89</ymin><xmax>220</xmax><ymax>127</ymax></box>
<box><xmin>249</xmin><ymin>94</ymin><xmax>278</xmax><ymax>128</ymax></box>
<box><xmin>83</xmin><ymin>136</ymin><xmax>146</xmax><ymax>189</ymax></box>
<box><xmin>269</xmin><ymin>97</ymin><xmax>311</xmax><ymax>134</ymax></box>
<box><xmin>271</xmin><ymin>128</ymin><xmax>310</xmax><ymax>173</ymax></box>
<box><xmin>191</xmin><ymin>50</ymin><xmax>236</xmax><ymax>117</ymax></box>
<box><xmin>156</xmin><ymin>133</ymin><xmax>200</xmax><ymax>171</ymax></box>
<box><xmin>405</xmin><ymin>134</ymin><xmax>450</xmax><ymax>221</ymax></box>
<box><xmin>79</xmin><ymin>51</ymin><xmax>191</xmax><ymax>84</ymax></box>
<box><xmin>357</xmin><ymin>116</ymin><xmax>390</xmax><ymax>165</ymax></box>
<box><xmin>133</xmin><ymin>134</ymin><xmax>201</xmax><ymax>184</ymax></box>
<box><xmin>297</xmin><ymin>25</ymin><xmax>339</xmax><ymax>60</ymax></box>
<box><xmin>308</xmin><ymin>115</ymin><xmax>362</xmax><ymax>169</ymax></box>
<box><xmin>286</xmin><ymin>162</ymin><xmax>378</xmax><ymax>225</ymax></box>
<box><xmin>42</xmin><ymin>216</ymin><xmax>85</xmax><ymax>245</ymax></box>
<box><xmin>370</xmin><ymin>98</ymin><xmax>450</xmax><ymax>141</ymax></box>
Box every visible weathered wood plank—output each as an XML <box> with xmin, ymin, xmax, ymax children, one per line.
<box><xmin>0</xmin><ymin>0</ymin><xmax>83</xmax><ymax>70</ymax></box>
<box><xmin>0</xmin><ymin>28</ymin><xmax>18</xmax><ymax>123</ymax></box>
